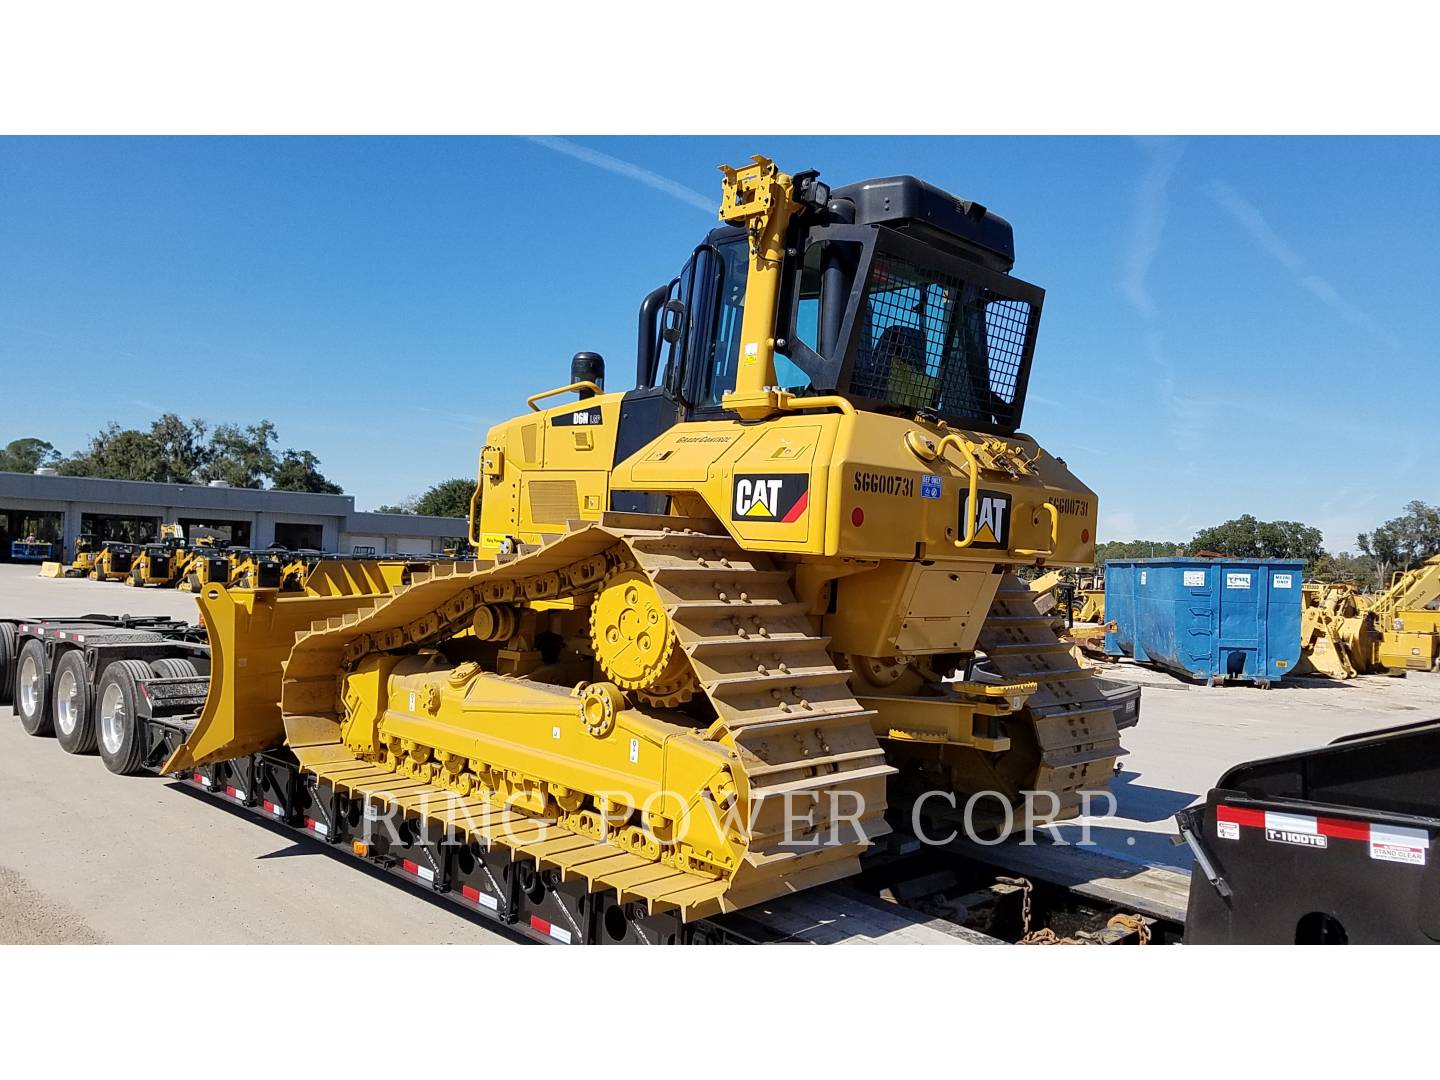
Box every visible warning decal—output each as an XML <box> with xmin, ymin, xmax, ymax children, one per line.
<box><xmin>1370</xmin><ymin>825</ymin><xmax>1429</xmax><ymax>866</ymax></box>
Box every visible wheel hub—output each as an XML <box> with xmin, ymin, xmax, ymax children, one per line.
<box><xmin>56</xmin><ymin>669</ymin><xmax>78</xmax><ymax>735</ymax></box>
<box><xmin>100</xmin><ymin>683</ymin><xmax>125</xmax><ymax>755</ymax></box>
<box><xmin>19</xmin><ymin>655</ymin><xmax>39</xmax><ymax>715</ymax></box>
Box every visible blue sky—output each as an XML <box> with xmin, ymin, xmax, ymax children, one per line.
<box><xmin>1</xmin><ymin>136</ymin><xmax>1434</xmax><ymax>549</ymax></box>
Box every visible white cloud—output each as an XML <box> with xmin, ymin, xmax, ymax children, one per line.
<box><xmin>526</xmin><ymin>136</ymin><xmax>714</xmax><ymax>214</ymax></box>
<box><xmin>1208</xmin><ymin>180</ymin><xmax>1402</xmax><ymax>351</ymax></box>
<box><xmin>1120</xmin><ymin>137</ymin><xmax>1185</xmax><ymax>322</ymax></box>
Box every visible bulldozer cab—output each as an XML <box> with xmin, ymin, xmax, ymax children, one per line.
<box><xmin>476</xmin><ymin>157</ymin><xmax>1089</xmax><ymax>571</ymax></box>
<box><xmin>626</xmin><ymin>173</ymin><xmax>1041</xmax><ymax>449</ymax></box>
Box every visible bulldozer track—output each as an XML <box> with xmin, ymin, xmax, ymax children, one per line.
<box><xmin>277</xmin><ymin>522</ymin><xmax>891</xmax><ymax>920</ymax></box>
<box><xmin>973</xmin><ymin>573</ymin><xmax>1123</xmax><ymax>819</ymax></box>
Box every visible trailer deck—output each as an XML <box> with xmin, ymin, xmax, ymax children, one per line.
<box><xmin>1</xmin><ymin>608</ymin><xmax>1184</xmax><ymax>945</ymax></box>
<box><xmin>6</xmin><ymin>570</ymin><xmax>1432</xmax><ymax>945</ymax></box>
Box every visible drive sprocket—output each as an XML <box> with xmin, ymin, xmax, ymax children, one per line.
<box><xmin>589</xmin><ymin>566</ymin><xmax>697</xmax><ymax>707</ymax></box>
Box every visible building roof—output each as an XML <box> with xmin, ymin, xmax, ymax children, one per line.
<box><xmin>0</xmin><ymin>471</ymin><xmax>466</xmax><ymax>537</ymax></box>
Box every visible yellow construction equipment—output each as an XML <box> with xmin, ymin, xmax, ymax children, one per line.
<box><xmin>226</xmin><ymin>549</ymin><xmax>285</xmax><ymax>590</ymax></box>
<box><xmin>279</xmin><ymin>552</ymin><xmax>315</xmax><ymax>592</ymax></box>
<box><xmin>179</xmin><ymin>544</ymin><xmax>236</xmax><ymax>592</ymax></box>
<box><xmin>89</xmin><ymin>540</ymin><xmax>137</xmax><ymax>582</ymax></box>
<box><xmin>167</xmin><ymin>156</ymin><xmax>1121</xmax><ymax>919</ymax></box>
<box><xmin>1075</xmin><ymin>587</ymin><xmax>1106</xmax><ymax>624</ymax></box>
<box><xmin>1371</xmin><ymin>555</ymin><xmax>1440</xmax><ymax>671</ymax></box>
<box><xmin>39</xmin><ymin>533</ymin><xmax>97</xmax><ymax>578</ymax></box>
<box><xmin>1297</xmin><ymin>555</ymin><xmax>1440</xmax><ymax>677</ymax></box>
<box><xmin>1296</xmin><ymin>582</ymin><xmax>1374</xmax><ymax>679</ymax></box>
<box><xmin>126</xmin><ymin>525</ymin><xmax>188</xmax><ymax>588</ymax></box>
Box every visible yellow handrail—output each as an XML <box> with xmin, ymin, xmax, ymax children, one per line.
<box><xmin>908</xmin><ymin>431</ymin><xmax>1058</xmax><ymax>558</ymax></box>
<box><xmin>1014</xmin><ymin>502</ymin><xmax>1059</xmax><ymax>559</ymax></box>
<box><xmin>467</xmin><ymin>482</ymin><xmax>483</xmax><ymax>547</ymax></box>
<box><xmin>526</xmin><ymin>381</ymin><xmax>603</xmax><ymax>412</ymax></box>
<box><xmin>775</xmin><ymin>392</ymin><xmax>856</xmax><ymax>417</ymax></box>
<box><xmin>907</xmin><ymin>431</ymin><xmax>983</xmax><ymax>550</ymax></box>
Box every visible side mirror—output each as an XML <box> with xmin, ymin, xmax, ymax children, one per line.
<box><xmin>661</xmin><ymin>299</ymin><xmax>688</xmax><ymax>344</ymax></box>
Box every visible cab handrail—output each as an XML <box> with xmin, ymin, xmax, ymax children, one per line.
<box><xmin>526</xmin><ymin>381</ymin><xmax>603</xmax><ymax>411</ymax></box>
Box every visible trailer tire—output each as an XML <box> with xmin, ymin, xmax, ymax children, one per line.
<box><xmin>96</xmin><ymin>659</ymin><xmax>155</xmax><ymax>775</ymax></box>
<box><xmin>15</xmin><ymin>638</ymin><xmax>53</xmax><ymax>736</ymax></box>
<box><xmin>0</xmin><ymin>622</ymin><xmax>16</xmax><ymax>705</ymax></box>
<box><xmin>149</xmin><ymin>657</ymin><xmax>199</xmax><ymax>679</ymax></box>
<box><xmin>52</xmin><ymin>649</ymin><xmax>97</xmax><ymax>754</ymax></box>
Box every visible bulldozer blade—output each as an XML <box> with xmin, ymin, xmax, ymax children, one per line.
<box><xmin>161</xmin><ymin>585</ymin><xmax>384</xmax><ymax>773</ymax></box>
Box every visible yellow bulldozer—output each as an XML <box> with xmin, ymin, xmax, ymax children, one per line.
<box><xmin>165</xmin><ymin>156</ymin><xmax>1121</xmax><ymax>920</ymax></box>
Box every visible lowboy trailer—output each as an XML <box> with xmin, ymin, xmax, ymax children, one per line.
<box><xmin>6</xmin><ymin>610</ymin><xmax>1429</xmax><ymax>944</ymax></box>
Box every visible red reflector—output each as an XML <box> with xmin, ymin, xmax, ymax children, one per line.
<box><xmin>1081</xmin><ymin>528</ymin><xmax>1090</xmax><ymax>543</ymax></box>
<box><xmin>851</xmin><ymin>507</ymin><xmax>864</xmax><ymax>527</ymax></box>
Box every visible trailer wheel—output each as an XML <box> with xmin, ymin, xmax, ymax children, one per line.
<box><xmin>96</xmin><ymin>659</ymin><xmax>155</xmax><ymax>775</ymax></box>
<box><xmin>15</xmin><ymin>638</ymin><xmax>53</xmax><ymax>736</ymax></box>
<box><xmin>52</xmin><ymin>649</ymin><xmax>98</xmax><ymax>754</ymax></box>
<box><xmin>149</xmin><ymin>657</ymin><xmax>199</xmax><ymax>679</ymax></box>
<box><xmin>0</xmin><ymin>622</ymin><xmax>16</xmax><ymax>706</ymax></box>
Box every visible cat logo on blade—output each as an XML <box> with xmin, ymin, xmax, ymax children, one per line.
<box><xmin>733</xmin><ymin>474</ymin><xmax>809</xmax><ymax>523</ymax></box>
<box><xmin>959</xmin><ymin>489</ymin><xmax>1011</xmax><ymax>548</ymax></box>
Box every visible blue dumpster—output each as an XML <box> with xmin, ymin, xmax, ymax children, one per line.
<box><xmin>1103</xmin><ymin>558</ymin><xmax>1303</xmax><ymax>686</ymax></box>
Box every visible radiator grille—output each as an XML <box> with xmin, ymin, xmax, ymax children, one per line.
<box><xmin>527</xmin><ymin>479</ymin><xmax>580</xmax><ymax>526</ymax></box>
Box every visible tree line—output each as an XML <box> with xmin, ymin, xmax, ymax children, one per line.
<box><xmin>1097</xmin><ymin>501</ymin><xmax>1440</xmax><ymax>590</ymax></box>
<box><xmin>0</xmin><ymin>417</ymin><xmax>342</xmax><ymax>493</ymax></box>
<box><xmin>375</xmin><ymin>478</ymin><xmax>476</xmax><ymax>519</ymax></box>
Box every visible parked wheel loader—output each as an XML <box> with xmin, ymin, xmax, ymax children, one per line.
<box><xmin>166</xmin><ymin>156</ymin><xmax>1120</xmax><ymax>920</ymax></box>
